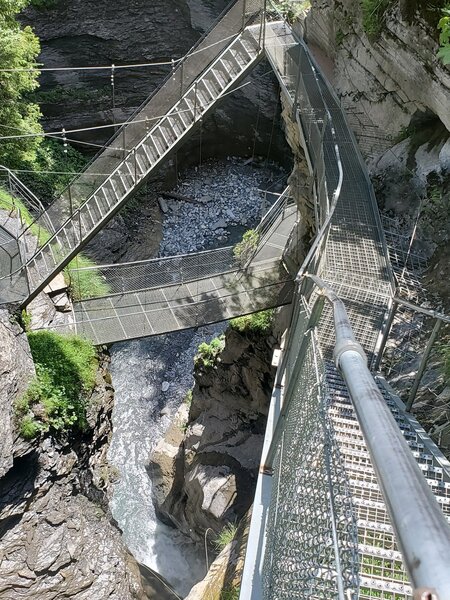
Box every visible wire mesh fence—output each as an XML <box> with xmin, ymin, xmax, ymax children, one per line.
<box><xmin>263</xmin><ymin>300</ymin><xmax>359</xmax><ymax>599</ymax></box>
<box><xmin>67</xmin><ymin>186</ymin><xmax>293</xmax><ymax>300</ymax></box>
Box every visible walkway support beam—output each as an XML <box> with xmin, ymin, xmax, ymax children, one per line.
<box><xmin>306</xmin><ymin>274</ymin><xmax>450</xmax><ymax>600</ymax></box>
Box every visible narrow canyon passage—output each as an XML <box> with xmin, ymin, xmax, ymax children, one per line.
<box><xmin>106</xmin><ymin>158</ymin><xmax>288</xmax><ymax>597</ymax></box>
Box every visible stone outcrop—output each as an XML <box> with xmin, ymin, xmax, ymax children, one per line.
<box><xmin>305</xmin><ymin>0</ymin><xmax>450</xmax><ymax>148</ymax></box>
<box><xmin>149</xmin><ymin>325</ymin><xmax>278</xmax><ymax>543</ymax></box>
<box><xmin>0</xmin><ymin>311</ymin><xmax>149</xmax><ymax>600</ymax></box>
<box><xmin>0</xmin><ymin>310</ymin><xmax>35</xmax><ymax>479</ymax></box>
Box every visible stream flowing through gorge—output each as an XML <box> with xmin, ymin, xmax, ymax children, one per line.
<box><xmin>106</xmin><ymin>159</ymin><xmax>287</xmax><ymax>597</ymax></box>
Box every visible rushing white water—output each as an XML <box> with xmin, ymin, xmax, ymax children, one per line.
<box><xmin>108</xmin><ymin>325</ymin><xmax>225</xmax><ymax>598</ymax></box>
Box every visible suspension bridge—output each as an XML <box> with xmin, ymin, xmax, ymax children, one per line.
<box><xmin>0</xmin><ymin>1</ymin><xmax>450</xmax><ymax>598</ymax></box>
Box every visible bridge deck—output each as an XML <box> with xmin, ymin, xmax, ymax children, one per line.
<box><xmin>47</xmin><ymin>204</ymin><xmax>297</xmax><ymax>344</ymax></box>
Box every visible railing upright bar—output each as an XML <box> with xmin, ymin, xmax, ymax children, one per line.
<box><xmin>373</xmin><ymin>300</ymin><xmax>397</xmax><ymax>371</ymax></box>
<box><xmin>405</xmin><ymin>317</ymin><xmax>443</xmax><ymax>412</ymax></box>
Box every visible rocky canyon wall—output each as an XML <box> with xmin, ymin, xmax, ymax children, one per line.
<box><xmin>0</xmin><ymin>310</ymin><xmax>152</xmax><ymax>600</ymax></box>
<box><xmin>149</xmin><ymin>322</ymin><xmax>279</xmax><ymax>544</ymax></box>
<box><xmin>305</xmin><ymin>0</ymin><xmax>450</xmax><ymax>141</ymax></box>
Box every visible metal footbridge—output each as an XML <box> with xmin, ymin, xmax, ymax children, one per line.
<box><xmin>0</xmin><ymin>1</ymin><xmax>450</xmax><ymax>598</ymax></box>
<box><xmin>48</xmin><ymin>191</ymin><xmax>297</xmax><ymax>344</ymax></box>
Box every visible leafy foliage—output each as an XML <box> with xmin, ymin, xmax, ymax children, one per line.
<box><xmin>0</xmin><ymin>0</ymin><xmax>43</xmax><ymax>167</ymax></box>
<box><xmin>233</xmin><ymin>229</ymin><xmax>260</xmax><ymax>265</ymax></box>
<box><xmin>220</xmin><ymin>588</ymin><xmax>240</xmax><ymax>600</ymax></box>
<box><xmin>15</xmin><ymin>331</ymin><xmax>98</xmax><ymax>438</ymax></box>
<box><xmin>20</xmin><ymin>138</ymin><xmax>88</xmax><ymax>204</ymax></box>
<box><xmin>230</xmin><ymin>309</ymin><xmax>274</xmax><ymax>335</ymax></box>
<box><xmin>437</xmin><ymin>8</ymin><xmax>450</xmax><ymax>64</ymax></box>
<box><xmin>195</xmin><ymin>336</ymin><xmax>225</xmax><ymax>368</ymax></box>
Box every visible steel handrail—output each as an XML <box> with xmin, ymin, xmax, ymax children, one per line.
<box><xmin>304</xmin><ymin>274</ymin><xmax>450</xmax><ymax>600</ymax></box>
<box><xmin>12</xmin><ymin>0</ymin><xmax>263</xmax><ymax>235</ymax></box>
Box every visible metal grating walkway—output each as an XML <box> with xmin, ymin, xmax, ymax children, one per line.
<box><xmin>241</xmin><ymin>15</ymin><xmax>450</xmax><ymax>600</ymax></box>
<box><xmin>43</xmin><ymin>201</ymin><xmax>297</xmax><ymax>344</ymax></box>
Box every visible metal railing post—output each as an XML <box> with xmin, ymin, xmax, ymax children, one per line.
<box><xmin>193</xmin><ymin>82</ymin><xmax>198</xmax><ymax>121</ymax></box>
<box><xmin>180</xmin><ymin>60</ymin><xmax>184</xmax><ymax>100</ymax></box>
<box><xmin>242</xmin><ymin>0</ymin><xmax>247</xmax><ymax>29</ymax></box>
<box><xmin>405</xmin><ymin>317</ymin><xmax>443</xmax><ymax>412</ymax></box>
<box><xmin>373</xmin><ymin>300</ymin><xmax>398</xmax><ymax>371</ymax></box>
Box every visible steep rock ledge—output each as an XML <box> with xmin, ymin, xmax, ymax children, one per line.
<box><xmin>149</xmin><ymin>325</ymin><xmax>278</xmax><ymax>543</ymax></box>
<box><xmin>0</xmin><ymin>310</ymin><xmax>148</xmax><ymax>600</ymax></box>
<box><xmin>305</xmin><ymin>0</ymin><xmax>450</xmax><ymax>142</ymax></box>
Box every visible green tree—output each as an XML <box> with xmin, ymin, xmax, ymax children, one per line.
<box><xmin>0</xmin><ymin>0</ymin><xmax>43</xmax><ymax>167</ymax></box>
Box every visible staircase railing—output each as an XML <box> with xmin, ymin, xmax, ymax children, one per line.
<box><xmin>7</xmin><ymin>0</ymin><xmax>267</xmax><ymax>244</ymax></box>
<box><xmin>243</xmin><ymin>272</ymin><xmax>450</xmax><ymax>599</ymax></box>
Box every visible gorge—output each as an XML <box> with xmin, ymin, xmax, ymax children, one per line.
<box><xmin>0</xmin><ymin>0</ymin><xmax>449</xmax><ymax>598</ymax></box>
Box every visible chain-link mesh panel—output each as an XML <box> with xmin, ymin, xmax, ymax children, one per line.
<box><xmin>263</xmin><ymin>311</ymin><xmax>359</xmax><ymax>599</ymax></box>
<box><xmin>67</xmin><ymin>187</ymin><xmax>295</xmax><ymax>300</ymax></box>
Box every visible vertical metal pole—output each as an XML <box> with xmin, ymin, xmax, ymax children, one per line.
<box><xmin>242</xmin><ymin>0</ymin><xmax>247</xmax><ymax>29</ymax></box>
<box><xmin>193</xmin><ymin>82</ymin><xmax>198</xmax><ymax>121</ymax></box>
<box><xmin>68</xmin><ymin>184</ymin><xmax>73</xmax><ymax>217</ymax></box>
<box><xmin>122</xmin><ymin>128</ymin><xmax>126</xmax><ymax>159</ymax></box>
<box><xmin>406</xmin><ymin>318</ymin><xmax>443</xmax><ymax>412</ymax></box>
<box><xmin>133</xmin><ymin>148</ymin><xmax>137</xmax><ymax>184</ymax></box>
<box><xmin>263</xmin><ymin>0</ymin><xmax>267</xmax><ymax>49</ymax></box>
<box><xmin>180</xmin><ymin>61</ymin><xmax>184</xmax><ymax>100</ymax></box>
<box><xmin>374</xmin><ymin>300</ymin><xmax>398</xmax><ymax>371</ymax></box>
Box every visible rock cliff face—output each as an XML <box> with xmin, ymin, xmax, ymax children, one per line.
<box><xmin>305</xmin><ymin>0</ymin><xmax>450</xmax><ymax>152</ymax></box>
<box><xmin>0</xmin><ymin>310</ymin><xmax>148</xmax><ymax>600</ymax></box>
<box><xmin>149</xmin><ymin>325</ymin><xmax>278</xmax><ymax>543</ymax></box>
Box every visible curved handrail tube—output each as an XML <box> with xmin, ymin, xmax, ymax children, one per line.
<box><xmin>305</xmin><ymin>273</ymin><xmax>450</xmax><ymax>600</ymax></box>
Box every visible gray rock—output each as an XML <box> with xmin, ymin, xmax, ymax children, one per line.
<box><xmin>161</xmin><ymin>381</ymin><xmax>170</xmax><ymax>392</ymax></box>
<box><xmin>212</xmin><ymin>218</ymin><xmax>227</xmax><ymax>230</ymax></box>
<box><xmin>0</xmin><ymin>310</ymin><xmax>35</xmax><ymax>479</ymax></box>
<box><xmin>158</xmin><ymin>197</ymin><xmax>169</xmax><ymax>214</ymax></box>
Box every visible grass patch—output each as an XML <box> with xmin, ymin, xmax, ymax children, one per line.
<box><xmin>230</xmin><ymin>309</ymin><xmax>274</xmax><ymax>335</ymax></box>
<box><xmin>215</xmin><ymin>523</ymin><xmax>237</xmax><ymax>551</ymax></box>
<box><xmin>184</xmin><ymin>389</ymin><xmax>193</xmax><ymax>406</ymax></box>
<box><xmin>0</xmin><ymin>186</ymin><xmax>51</xmax><ymax>245</ymax></box>
<box><xmin>361</xmin><ymin>0</ymin><xmax>392</xmax><ymax>38</ymax></box>
<box><xmin>15</xmin><ymin>330</ymin><xmax>98</xmax><ymax>439</ymax></box>
<box><xmin>195</xmin><ymin>336</ymin><xmax>225</xmax><ymax>368</ymax></box>
<box><xmin>64</xmin><ymin>255</ymin><xmax>110</xmax><ymax>301</ymax></box>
